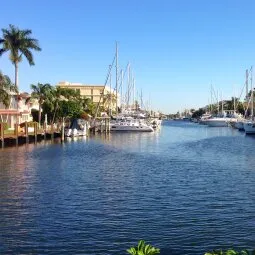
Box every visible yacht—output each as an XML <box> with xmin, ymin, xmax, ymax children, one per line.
<box><xmin>110</xmin><ymin>117</ymin><xmax>153</xmax><ymax>132</ymax></box>
<box><xmin>205</xmin><ymin>117</ymin><xmax>228</xmax><ymax>127</ymax></box>
<box><xmin>199</xmin><ymin>113</ymin><xmax>212</xmax><ymax>125</ymax></box>
<box><xmin>65</xmin><ymin>119</ymin><xmax>88</xmax><ymax>137</ymax></box>
<box><xmin>244</xmin><ymin>121</ymin><xmax>255</xmax><ymax>134</ymax></box>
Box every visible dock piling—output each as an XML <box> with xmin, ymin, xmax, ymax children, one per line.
<box><xmin>34</xmin><ymin>122</ymin><xmax>38</xmax><ymax>143</ymax></box>
<box><xmin>0</xmin><ymin>123</ymin><xmax>4</xmax><ymax>148</ymax></box>
<box><xmin>15</xmin><ymin>123</ymin><xmax>18</xmax><ymax>145</ymax></box>
<box><xmin>25</xmin><ymin>121</ymin><xmax>29</xmax><ymax>143</ymax></box>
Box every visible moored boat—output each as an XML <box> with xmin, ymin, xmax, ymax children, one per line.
<box><xmin>244</xmin><ymin>121</ymin><xmax>255</xmax><ymax>134</ymax></box>
<box><xmin>110</xmin><ymin>117</ymin><xmax>153</xmax><ymax>132</ymax></box>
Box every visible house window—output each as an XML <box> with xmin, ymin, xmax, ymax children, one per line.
<box><xmin>91</xmin><ymin>89</ymin><xmax>93</xmax><ymax>95</ymax></box>
<box><xmin>22</xmin><ymin>115</ymin><xmax>28</xmax><ymax>121</ymax></box>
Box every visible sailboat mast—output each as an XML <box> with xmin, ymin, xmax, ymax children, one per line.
<box><xmin>251</xmin><ymin>66</ymin><xmax>253</xmax><ymax>119</ymax></box>
<box><xmin>217</xmin><ymin>90</ymin><xmax>220</xmax><ymax>114</ymax></box>
<box><xmin>233</xmin><ymin>85</ymin><xmax>236</xmax><ymax>112</ymax></box>
<box><xmin>140</xmin><ymin>89</ymin><xmax>143</xmax><ymax>110</ymax></box>
<box><xmin>127</xmin><ymin>63</ymin><xmax>130</xmax><ymax>107</ymax></box>
<box><xmin>246</xmin><ymin>69</ymin><xmax>249</xmax><ymax>98</ymax></box>
<box><xmin>121</xmin><ymin>69</ymin><xmax>123</xmax><ymax>112</ymax></box>
<box><xmin>109</xmin><ymin>65</ymin><xmax>112</xmax><ymax>116</ymax></box>
<box><xmin>115</xmin><ymin>42</ymin><xmax>118</xmax><ymax>114</ymax></box>
<box><xmin>221</xmin><ymin>91</ymin><xmax>223</xmax><ymax>114</ymax></box>
<box><xmin>133</xmin><ymin>78</ymin><xmax>135</xmax><ymax>110</ymax></box>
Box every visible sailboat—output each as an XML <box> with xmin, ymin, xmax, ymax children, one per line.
<box><xmin>243</xmin><ymin>66</ymin><xmax>255</xmax><ymax>134</ymax></box>
<box><xmin>105</xmin><ymin>43</ymin><xmax>154</xmax><ymax>132</ymax></box>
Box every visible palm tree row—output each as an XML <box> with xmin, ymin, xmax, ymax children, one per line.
<box><xmin>30</xmin><ymin>82</ymin><xmax>101</xmax><ymax>127</ymax></box>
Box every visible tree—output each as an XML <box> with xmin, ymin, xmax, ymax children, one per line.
<box><xmin>127</xmin><ymin>240</ymin><xmax>160</xmax><ymax>255</ymax></box>
<box><xmin>192</xmin><ymin>108</ymin><xmax>206</xmax><ymax>119</ymax></box>
<box><xmin>42</xmin><ymin>87</ymin><xmax>83</xmax><ymax>125</ymax></box>
<box><xmin>103</xmin><ymin>92</ymin><xmax>117</xmax><ymax>115</ymax></box>
<box><xmin>0</xmin><ymin>70</ymin><xmax>17</xmax><ymax>108</ymax></box>
<box><xmin>0</xmin><ymin>24</ymin><xmax>41</xmax><ymax>91</ymax></box>
<box><xmin>81</xmin><ymin>97</ymin><xmax>96</xmax><ymax>116</ymax></box>
<box><xmin>30</xmin><ymin>83</ymin><xmax>51</xmax><ymax>126</ymax></box>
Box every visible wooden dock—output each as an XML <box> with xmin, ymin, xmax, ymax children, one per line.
<box><xmin>0</xmin><ymin>122</ymin><xmax>61</xmax><ymax>148</ymax></box>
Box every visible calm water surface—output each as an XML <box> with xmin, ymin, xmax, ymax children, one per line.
<box><xmin>1</xmin><ymin>121</ymin><xmax>255</xmax><ymax>254</ymax></box>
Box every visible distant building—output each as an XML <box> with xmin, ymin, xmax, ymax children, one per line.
<box><xmin>56</xmin><ymin>81</ymin><xmax>119</xmax><ymax>109</ymax></box>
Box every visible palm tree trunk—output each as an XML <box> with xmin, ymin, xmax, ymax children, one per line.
<box><xmin>52</xmin><ymin>107</ymin><xmax>57</xmax><ymax>125</ymax></box>
<box><xmin>38</xmin><ymin>104</ymin><xmax>41</xmax><ymax>127</ymax></box>
<box><xmin>15</xmin><ymin>62</ymin><xmax>19</xmax><ymax>92</ymax></box>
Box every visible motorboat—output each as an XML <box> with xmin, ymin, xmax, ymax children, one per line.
<box><xmin>244</xmin><ymin>121</ymin><xmax>255</xmax><ymax>134</ymax></box>
<box><xmin>205</xmin><ymin>117</ymin><xmax>228</xmax><ymax>127</ymax></box>
<box><xmin>199</xmin><ymin>113</ymin><xmax>212</xmax><ymax>125</ymax></box>
<box><xmin>150</xmin><ymin>118</ymin><xmax>162</xmax><ymax>129</ymax></box>
<box><xmin>65</xmin><ymin>118</ymin><xmax>88</xmax><ymax>137</ymax></box>
<box><xmin>110</xmin><ymin>117</ymin><xmax>153</xmax><ymax>132</ymax></box>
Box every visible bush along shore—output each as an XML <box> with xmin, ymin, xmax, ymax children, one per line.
<box><xmin>125</xmin><ymin>241</ymin><xmax>255</xmax><ymax>255</ymax></box>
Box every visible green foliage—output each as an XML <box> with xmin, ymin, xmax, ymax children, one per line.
<box><xmin>41</xmin><ymin>86</ymin><xmax>88</xmax><ymax>124</ymax></box>
<box><xmin>30</xmin><ymin>83</ymin><xmax>52</xmax><ymax>125</ymax></box>
<box><xmin>0</xmin><ymin>70</ymin><xmax>17</xmax><ymax>108</ymax></box>
<box><xmin>0</xmin><ymin>24</ymin><xmax>41</xmax><ymax>65</ymax></box>
<box><xmin>127</xmin><ymin>240</ymin><xmax>160</xmax><ymax>255</ymax></box>
<box><xmin>81</xmin><ymin>97</ymin><xmax>96</xmax><ymax>116</ymax></box>
<box><xmin>205</xmin><ymin>249</ymin><xmax>255</xmax><ymax>255</ymax></box>
<box><xmin>0</xmin><ymin>24</ymin><xmax>41</xmax><ymax>89</ymax></box>
<box><xmin>58</xmin><ymin>100</ymin><xmax>83</xmax><ymax>119</ymax></box>
<box><xmin>192</xmin><ymin>108</ymin><xmax>206</xmax><ymax>118</ymax></box>
<box><xmin>0</xmin><ymin>122</ymin><xmax>9</xmax><ymax>131</ymax></box>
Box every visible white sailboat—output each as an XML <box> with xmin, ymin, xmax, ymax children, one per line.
<box><xmin>244</xmin><ymin>66</ymin><xmax>255</xmax><ymax>134</ymax></box>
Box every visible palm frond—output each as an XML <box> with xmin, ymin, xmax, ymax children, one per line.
<box><xmin>26</xmin><ymin>38</ymin><xmax>41</xmax><ymax>51</ymax></box>
<box><xmin>0</xmin><ymin>48</ymin><xmax>7</xmax><ymax>56</ymax></box>
<box><xmin>0</xmin><ymin>24</ymin><xmax>41</xmax><ymax>67</ymax></box>
<box><xmin>21</xmin><ymin>48</ymin><xmax>34</xmax><ymax>65</ymax></box>
<box><xmin>20</xmin><ymin>29</ymin><xmax>32</xmax><ymax>37</ymax></box>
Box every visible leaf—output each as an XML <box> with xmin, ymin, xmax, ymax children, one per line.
<box><xmin>127</xmin><ymin>247</ymin><xmax>137</xmax><ymax>255</ymax></box>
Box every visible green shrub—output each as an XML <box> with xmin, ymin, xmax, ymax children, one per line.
<box><xmin>127</xmin><ymin>240</ymin><xmax>160</xmax><ymax>255</ymax></box>
<box><xmin>205</xmin><ymin>249</ymin><xmax>255</xmax><ymax>255</ymax></box>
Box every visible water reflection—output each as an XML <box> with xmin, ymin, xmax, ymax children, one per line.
<box><xmin>1</xmin><ymin>122</ymin><xmax>255</xmax><ymax>254</ymax></box>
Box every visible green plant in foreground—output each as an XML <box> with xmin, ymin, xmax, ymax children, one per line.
<box><xmin>127</xmin><ymin>240</ymin><xmax>160</xmax><ymax>255</ymax></box>
<box><xmin>205</xmin><ymin>249</ymin><xmax>255</xmax><ymax>255</ymax></box>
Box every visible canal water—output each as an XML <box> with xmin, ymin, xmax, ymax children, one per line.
<box><xmin>1</xmin><ymin>121</ymin><xmax>255</xmax><ymax>255</ymax></box>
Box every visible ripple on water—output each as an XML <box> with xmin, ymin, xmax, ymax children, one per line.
<box><xmin>1</xmin><ymin>122</ymin><xmax>255</xmax><ymax>254</ymax></box>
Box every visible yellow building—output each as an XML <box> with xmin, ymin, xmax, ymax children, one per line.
<box><xmin>56</xmin><ymin>81</ymin><xmax>118</xmax><ymax>108</ymax></box>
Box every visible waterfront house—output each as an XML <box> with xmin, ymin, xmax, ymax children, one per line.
<box><xmin>0</xmin><ymin>92</ymin><xmax>39</xmax><ymax>129</ymax></box>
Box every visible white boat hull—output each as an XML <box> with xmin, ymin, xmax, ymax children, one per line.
<box><xmin>206</xmin><ymin>118</ymin><xmax>228</xmax><ymax>127</ymax></box>
<box><xmin>65</xmin><ymin>128</ymin><xmax>87</xmax><ymax>137</ymax></box>
<box><xmin>234</xmin><ymin>121</ymin><xmax>244</xmax><ymax>130</ymax></box>
<box><xmin>110</xmin><ymin>123</ymin><xmax>153</xmax><ymax>132</ymax></box>
<box><xmin>244</xmin><ymin>122</ymin><xmax>255</xmax><ymax>134</ymax></box>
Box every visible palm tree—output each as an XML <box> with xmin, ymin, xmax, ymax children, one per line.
<box><xmin>103</xmin><ymin>92</ymin><xmax>117</xmax><ymax>115</ymax></box>
<box><xmin>81</xmin><ymin>97</ymin><xmax>96</xmax><ymax>115</ymax></box>
<box><xmin>0</xmin><ymin>24</ymin><xmax>41</xmax><ymax>91</ymax></box>
<box><xmin>30</xmin><ymin>83</ymin><xmax>51</xmax><ymax>126</ymax></box>
<box><xmin>0</xmin><ymin>70</ymin><xmax>17</xmax><ymax>108</ymax></box>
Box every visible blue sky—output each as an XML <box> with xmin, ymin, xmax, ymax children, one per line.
<box><xmin>1</xmin><ymin>0</ymin><xmax>255</xmax><ymax>113</ymax></box>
